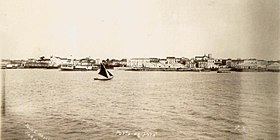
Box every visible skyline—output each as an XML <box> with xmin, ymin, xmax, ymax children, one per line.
<box><xmin>1</xmin><ymin>0</ymin><xmax>279</xmax><ymax>60</ymax></box>
<box><xmin>1</xmin><ymin>53</ymin><xmax>280</xmax><ymax>61</ymax></box>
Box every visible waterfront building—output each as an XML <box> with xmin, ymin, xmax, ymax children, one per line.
<box><xmin>207</xmin><ymin>58</ymin><xmax>217</xmax><ymax>69</ymax></box>
<box><xmin>150</xmin><ymin>58</ymin><xmax>160</xmax><ymax>63</ymax></box>
<box><xmin>127</xmin><ymin>57</ymin><xmax>187</xmax><ymax>69</ymax></box>
<box><xmin>58</xmin><ymin>57</ymin><xmax>72</xmax><ymax>65</ymax></box>
<box><xmin>146</xmin><ymin>62</ymin><xmax>165</xmax><ymax>68</ymax></box>
<box><xmin>267</xmin><ymin>62</ymin><xmax>280</xmax><ymax>72</ymax></box>
<box><xmin>196</xmin><ymin>61</ymin><xmax>208</xmax><ymax>68</ymax></box>
<box><xmin>24</xmin><ymin>60</ymin><xmax>49</xmax><ymax>68</ymax></box>
<box><xmin>257</xmin><ymin>60</ymin><xmax>268</xmax><ymax>66</ymax></box>
<box><xmin>146</xmin><ymin>58</ymin><xmax>163</xmax><ymax>68</ymax></box>
<box><xmin>61</xmin><ymin>58</ymin><xmax>71</xmax><ymax>65</ymax></box>
<box><xmin>194</xmin><ymin>54</ymin><xmax>214</xmax><ymax>68</ymax></box>
<box><xmin>95</xmin><ymin>59</ymin><xmax>101</xmax><ymax>65</ymax></box>
<box><xmin>110</xmin><ymin>59</ymin><xmax>120</xmax><ymax>66</ymax></box>
<box><xmin>79</xmin><ymin>57</ymin><xmax>95</xmax><ymax>66</ymax></box>
<box><xmin>226</xmin><ymin>59</ymin><xmax>232</xmax><ymax>67</ymax></box>
<box><xmin>189</xmin><ymin>58</ymin><xmax>196</xmax><ymax>68</ymax></box>
<box><xmin>119</xmin><ymin>59</ymin><xmax>127</xmax><ymax>67</ymax></box>
<box><xmin>221</xmin><ymin>59</ymin><xmax>227</xmax><ymax>66</ymax></box>
<box><xmin>165</xmin><ymin>63</ymin><xmax>185</xmax><ymax>68</ymax></box>
<box><xmin>184</xmin><ymin>60</ymin><xmax>190</xmax><ymax>68</ymax></box>
<box><xmin>236</xmin><ymin>59</ymin><xmax>258</xmax><ymax>71</ymax></box>
<box><xmin>159</xmin><ymin>59</ymin><xmax>167</xmax><ymax>64</ymax></box>
<box><xmin>179</xmin><ymin>57</ymin><xmax>188</xmax><ymax>65</ymax></box>
<box><xmin>127</xmin><ymin>58</ymin><xmax>150</xmax><ymax>68</ymax></box>
<box><xmin>230</xmin><ymin>59</ymin><xmax>244</xmax><ymax>68</ymax></box>
<box><xmin>175</xmin><ymin>58</ymin><xmax>181</xmax><ymax>63</ymax></box>
<box><xmin>256</xmin><ymin>60</ymin><xmax>268</xmax><ymax>70</ymax></box>
<box><xmin>107</xmin><ymin>59</ymin><xmax>127</xmax><ymax>67</ymax></box>
<box><xmin>236</xmin><ymin>63</ymin><xmax>257</xmax><ymax>70</ymax></box>
<box><xmin>166</xmin><ymin>57</ymin><xmax>176</xmax><ymax>64</ymax></box>
<box><xmin>214</xmin><ymin>59</ymin><xmax>223</xmax><ymax>66</ymax></box>
<box><xmin>195</xmin><ymin>54</ymin><xmax>209</xmax><ymax>61</ymax></box>
<box><xmin>72</xmin><ymin>59</ymin><xmax>80</xmax><ymax>66</ymax></box>
<box><xmin>23</xmin><ymin>56</ymin><xmax>52</xmax><ymax>68</ymax></box>
<box><xmin>50</xmin><ymin>56</ymin><xmax>64</xmax><ymax>67</ymax></box>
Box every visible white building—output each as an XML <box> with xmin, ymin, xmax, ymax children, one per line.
<box><xmin>50</xmin><ymin>56</ymin><xmax>64</xmax><ymax>66</ymax></box>
<box><xmin>146</xmin><ymin>62</ymin><xmax>165</xmax><ymax>68</ymax></box>
<box><xmin>166</xmin><ymin>63</ymin><xmax>185</xmax><ymax>68</ymax></box>
<box><xmin>95</xmin><ymin>59</ymin><xmax>101</xmax><ymax>65</ymax></box>
<box><xmin>127</xmin><ymin>58</ymin><xmax>150</xmax><ymax>68</ymax></box>
<box><xmin>166</xmin><ymin>57</ymin><xmax>176</xmax><ymax>64</ymax></box>
<box><xmin>159</xmin><ymin>59</ymin><xmax>167</xmax><ymax>64</ymax></box>
<box><xmin>236</xmin><ymin>59</ymin><xmax>257</xmax><ymax>70</ymax></box>
<box><xmin>207</xmin><ymin>58</ymin><xmax>218</xmax><ymax>68</ymax></box>
<box><xmin>267</xmin><ymin>63</ymin><xmax>280</xmax><ymax>72</ymax></box>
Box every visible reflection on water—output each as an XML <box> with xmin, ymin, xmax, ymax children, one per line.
<box><xmin>1</xmin><ymin>69</ymin><xmax>279</xmax><ymax>139</ymax></box>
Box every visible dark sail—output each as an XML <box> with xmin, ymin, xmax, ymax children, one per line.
<box><xmin>98</xmin><ymin>63</ymin><xmax>108</xmax><ymax>78</ymax></box>
<box><xmin>107</xmin><ymin>70</ymin><xmax>113</xmax><ymax>76</ymax></box>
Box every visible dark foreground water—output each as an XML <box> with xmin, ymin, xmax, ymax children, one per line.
<box><xmin>1</xmin><ymin>69</ymin><xmax>279</xmax><ymax>140</ymax></box>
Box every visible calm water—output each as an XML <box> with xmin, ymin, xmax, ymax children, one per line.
<box><xmin>1</xmin><ymin>69</ymin><xmax>279</xmax><ymax>140</ymax></box>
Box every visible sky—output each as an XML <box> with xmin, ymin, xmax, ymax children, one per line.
<box><xmin>0</xmin><ymin>0</ymin><xmax>279</xmax><ymax>60</ymax></box>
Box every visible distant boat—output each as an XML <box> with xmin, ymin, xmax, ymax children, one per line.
<box><xmin>60</xmin><ymin>64</ymin><xmax>98</xmax><ymax>71</ymax></box>
<box><xmin>217</xmin><ymin>68</ymin><xmax>231</xmax><ymax>73</ymax></box>
<box><xmin>60</xmin><ymin>64</ymin><xmax>75</xmax><ymax>71</ymax></box>
<box><xmin>94</xmin><ymin>63</ymin><xmax>113</xmax><ymax>80</ymax></box>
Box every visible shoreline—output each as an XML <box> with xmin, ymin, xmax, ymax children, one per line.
<box><xmin>1</xmin><ymin>67</ymin><xmax>279</xmax><ymax>72</ymax></box>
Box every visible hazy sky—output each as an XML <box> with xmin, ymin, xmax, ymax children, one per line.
<box><xmin>0</xmin><ymin>0</ymin><xmax>279</xmax><ymax>60</ymax></box>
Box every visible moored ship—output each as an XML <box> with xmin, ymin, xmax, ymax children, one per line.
<box><xmin>217</xmin><ymin>68</ymin><xmax>231</xmax><ymax>73</ymax></box>
<box><xmin>60</xmin><ymin>64</ymin><xmax>98</xmax><ymax>71</ymax></box>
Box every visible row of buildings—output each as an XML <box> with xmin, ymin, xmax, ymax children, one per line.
<box><xmin>1</xmin><ymin>54</ymin><xmax>280</xmax><ymax>72</ymax></box>
<box><xmin>127</xmin><ymin>54</ymin><xmax>280</xmax><ymax>72</ymax></box>
<box><xmin>1</xmin><ymin>56</ymin><xmax>127</xmax><ymax>70</ymax></box>
<box><xmin>2</xmin><ymin>56</ymin><xmax>97</xmax><ymax>69</ymax></box>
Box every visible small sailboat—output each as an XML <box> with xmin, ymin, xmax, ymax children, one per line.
<box><xmin>94</xmin><ymin>63</ymin><xmax>114</xmax><ymax>80</ymax></box>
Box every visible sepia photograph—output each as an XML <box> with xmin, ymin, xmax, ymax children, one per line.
<box><xmin>0</xmin><ymin>0</ymin><xmax>279</xmax><ymax>139</ymax></box>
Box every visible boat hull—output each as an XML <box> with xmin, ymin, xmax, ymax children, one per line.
<box><xmin>94</xmin><ymin>77</ymin><xmax>113</xmax><ymax>81</ymax></box>
<box><xmin>217</xmin><ymin>68</ymin><xmax>231</xmax><ymax>73</ymax></box>
<box><xmin>61</xmin><ymin>67</ymin><xmax>98</xmax><ymax>71</ymax></box>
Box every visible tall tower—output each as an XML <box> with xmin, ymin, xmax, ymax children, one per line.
<box><xmin>208</xmin><ymin>54</ymin><xmax>212</xmax><ymax>59</ymax></box>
